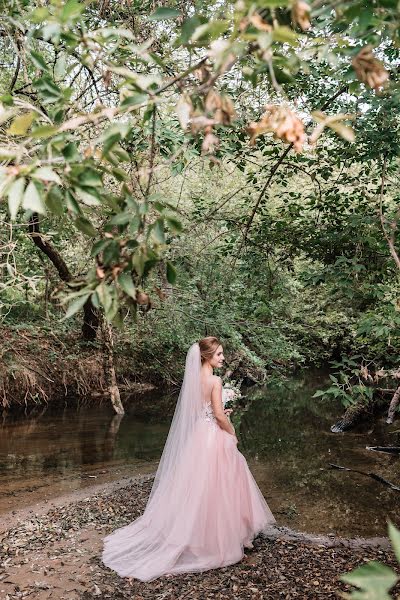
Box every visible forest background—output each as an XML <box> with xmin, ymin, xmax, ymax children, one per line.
<box><xmin>0</xmin><ymin>0</ymin><xmax>399</xmax><ymax>416</ymax></box>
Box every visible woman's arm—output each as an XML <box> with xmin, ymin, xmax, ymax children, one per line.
<box><xmin>211</xmin><ymin>378</ymin><xmax>236</xmax><ymax>436</ymax></box>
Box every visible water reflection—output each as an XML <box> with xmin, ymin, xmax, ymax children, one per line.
<box><xmin>241</xmin><ymin>374</ymin><xmax>399</xmax><ymax>536</ymax></box>
<box><xmin>0</xmin><ymin>374</ymin><xmax>398</xmax><ymax>537</ymax></box>
<box><xmin>0</xmin><ymin>400</ymin><xmax>169</xmax><ymax>515</ymax></box>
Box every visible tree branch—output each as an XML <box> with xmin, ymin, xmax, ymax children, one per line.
<box><xmin>10</xmin><ymin>55</ymin><xmax>20</xmax><ymax>92</ymax></box>
<box><xmin>27</xmin><ymin>214</ymin><xmax>99</xmax><ymax>340</ymax></box>
<box><xmin>231</xmin><ymin>84</ymin><xmax>349</xmax><ymax>267</ymax></box>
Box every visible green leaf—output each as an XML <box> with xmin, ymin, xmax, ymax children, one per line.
<box><xmin>62</xmin><ymin>293</ymin><xmax>91</xmax><ymax>320</ymax></box>
<box><xmin>110</xmin><ymin>146</ymin><xmax>130</xmax><ymax>163</ymax></box>
<box><xmin>31</xmin><ymin>125</ymin><xmax>58</xmax><ymax>138</ymax></box>
<box><xmin>45</xmin><ymin>185</ymin><xmax>64</xmax><ymax>215</ymax></box>
<box><xmin>91</xmin><ymin>291</ymin><xmax>100</xmax><ymax>309</ymax></box>
<box><xmin>105</xmin><ymin>295</ymin><xmax>119</xmax><ymax>322</ymax></box>
<box><xmin>66</xmin><ymin>191</ymin><xmax>82</xmax><ymax>214</ymax></box>
<box><xmin>348</xmin><ymin>81</ymin><xmax>361</xmax><ymax>94</ymax></box>
<box><xmin>258</xmin><ymin>0</ymin><xmax>290</xmax><ymax>5</ymax></box>
<box><xmin>76</xmin><ymin>188</ymin><xmax>101</xmax><ymax>206</ymax></box>
<box><xmin>0</xmin><ymin>93</ymin><xmax>14</xmax><ymax>106</ymax></box>
<box><xmin>32</xmin><ymin>167</ymin><xmax>62</xmax><ymax>184</ymax></box>
<box><xmin>179</xmin><ymin>15</ymin><xmax>205</xmax><ymax>44</ymax></box>
<box><xmin>103</xmin><ymin>240</ymin><xmax>120</xmax><ymax>265</ymax></box>
<box><xmin>91</xmin><ymin>239</ymin><xmax>110</xmax><ymax>257</ymax></box>
<box><xmin>272</xmin><ymin>26</ymin><xmax>299</xmax><ymax>45</ymax></box>
<box><xmin>74</xmin><ymin>216</ymin><xmax>97</xmax><ymax>237</ymax></box>
<box><xmin>33</xmin><ymin>76</ymin><xmax>62</xmax><ymax>103</ymax></box>
<box><xmin>110</xmin><ymin>212</ymin><xmax>131</xmax><ymax>226</ymax></box>
<box><xmin>388</xmin><ymin>522</ymin><xmax>400</xmax><ymax>564</ymax></box>
<box><xmin>78</xmin><ymin>169</ymin><xmax>103</xmax><ymax>187</ymax></box>
<box><xmin>7</xmin><ymin>112</ymin><xmax>35</xmax><ymax>136</ymax></box>
<box><xmin>139</xmin><ymin>201</ymin><xmax>148</xmax><ymax>215</ymax></box>
<box><xmin>340</xmin><ymin>561</ymin><xmax>398</xmax><ymax>598</ymax></box>
<box><xmin>148</xmin><ymin>7</ymin><xmax>181</xmax><ymax>20</ymax></box>
<box><xmin>62</xmin><ymin>142</ymin><xmax>80</xmax><ymax>161</ymax></box>
<box><xmin>30</xmin><ymin>50</ymin><xmax>49</xmax><ymax>71</ymax></box>
<box><xmin>120</xmin><ymin>93</ymin><xmax>149</xmax><ymax>108</ymax></box>
<box><xmin>132</xmin><ymin>251</ymin><xmax>145</xmax><ymax>277</ymax></box>
<box><xmin>151</xmin><ymin>219</ymin><xmax>165</xmax><ymax>244</ymax></box>
<box><xmin>166</xmin><ymin>216</ymin><xmax>183</xmax><ymax>233</ymax></box>
<box><xmin>166</xmin><ymin>261</ymin><xmax>177</xmax><ymax>284</ymax></box>
<box><xmin>191</xmin><ymin>20</ymin><xmax>229</xmax><ymax>42</ymax></box>
<box><xmin>96</xmin><ymin>282</ymin><xmax>112</xmax><ymax>313</ymax></box>
<box><xmin>7</xmin><ymin>177</ymin><xmax>25</xmax><ymax>220</ymax></box>
<box><xmin>100</xmin><ymin>122</ymin><xmax>130</xmax><ymax>144</ymax></box>
<box><xmin>111</xmin><ymin>167</ymin><xmax>128</xmax><ymax>181</ymax></box>
<box><xmin>54</xmin><ymin>53</ymin><xmax>67</xmax><ymax>79</ymax></box>
<box><xmin>61</xmin><ymin>0</ymin><xmax>85</xmax><ymax>21</ymax></box>
<box><xmin>118</xmin><ymin>272</ymin><xmax>136</xmax><ymax>299</ymax></box>
<box><xmin>22</xmin><ymin>181</ymin><xmax>46</xmax><ymax>214</ymax></box>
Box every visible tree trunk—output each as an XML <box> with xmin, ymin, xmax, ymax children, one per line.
<box><xmin>28</xmin><ymin>213</ymin><xmax>99</xmax><ymax>340</ymax></box>
<box><xmin>387</xmin><ymin>384</ymin><xmax>400</xmax><ymax>424</ymax></box>
<box><xmin>101</xmin><ymin>317</ymin><xmax>124</xmax><ymax>415</ymax></box>
<box><xmin>82</xmin><ymin>299</ymin><xmax>100</xmax><ymax>341</ymax></box>
<box><xmin>28</xmin><ymin>213</ymin><xmax>71</xmax><ymax>281</ymax></box>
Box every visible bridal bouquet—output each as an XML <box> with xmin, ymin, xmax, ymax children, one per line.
<box><xmin>222</xmin><ymin>380</ymin><xmax>242</xmax><ymax>408</ymax></box>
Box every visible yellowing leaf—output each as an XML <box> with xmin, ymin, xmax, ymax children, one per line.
<box><xmin>327</xmin><ymin>121</ymin><xmax>355</xmax><ymax>143</ymax></box>
<box><xmin>7</xmin><ymin>112</ymin><xmax>35</xmax><ymax>136</ymax></box>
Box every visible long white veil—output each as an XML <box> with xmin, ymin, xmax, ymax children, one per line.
<box><xmin>147</xmin><ymin>342</ymin><xmax>203</xmax><ymax>505</ymax></box>
<box><xmin>103</xmin><ymin>340</ymin><xmax>276</xmax><ymax>581</ymax></box>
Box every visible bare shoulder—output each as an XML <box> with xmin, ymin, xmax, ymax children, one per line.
<box><xmin>211</xmin><ymin>375</ymin><xmax>222</xmax><ymax>389</ymax></box>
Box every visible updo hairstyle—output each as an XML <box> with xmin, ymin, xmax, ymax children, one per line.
<box><xmin>198</xmin><ymin>336</ymin><xmax>221</xmax><ymax>364</ymax></box>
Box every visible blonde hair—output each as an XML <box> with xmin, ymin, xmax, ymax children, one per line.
<box><xmin>198</xmin><ymin>336</ymin><xmax>221</xmax><ymax>364</ymax></box>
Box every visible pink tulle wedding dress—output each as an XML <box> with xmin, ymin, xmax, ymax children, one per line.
<box><xmin>102</xmin><ymin>343</ymin><xmax>275</xmax><ymax>581</ymax></box>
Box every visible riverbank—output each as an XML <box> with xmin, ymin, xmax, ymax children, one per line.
<box><xmin>1</xmin><ymin>319</ymin><xmax>275</xmax><ymax>411</ymax></box>
<box><xmin>0</xmin><ymin>475</ymin><xmax>398</xmax><ymax>600</ymax></box>
<box><xmin>0</xmin><ymin>325</ymin><xmax>160</xmax><ymax>411</ymax></box>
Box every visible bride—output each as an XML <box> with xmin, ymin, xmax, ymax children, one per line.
<box><xmin>102</xmin><ymin>336</ymin><xmax>275</xmax><ymax>581</ymax></box>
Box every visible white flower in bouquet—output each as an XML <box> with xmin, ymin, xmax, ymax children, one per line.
<box><xmin>222</xmin><ymin>381</ymin><xmax>242</xmax><ymax>406</ymax></box>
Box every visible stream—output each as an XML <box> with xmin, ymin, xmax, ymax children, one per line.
<box><xmin>0</xmin><ymin>370</ymin><xmax>398</xmax><ymax>537</ymax></box>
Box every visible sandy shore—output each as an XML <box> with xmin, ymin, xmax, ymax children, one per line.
<box><xmin>0</xmin><ymin>475</ymin><xmax>397</xmax><ymax>600</ymax></box>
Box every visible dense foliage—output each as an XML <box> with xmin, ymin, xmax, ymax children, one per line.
<box><xmin>0</xmin><ymin>0</ymin><xmax>399</xmax><ymax>397</ymax></box>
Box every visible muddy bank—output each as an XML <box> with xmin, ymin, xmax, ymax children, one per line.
<box><xmin>0</xmin><ymin>326</ymin><xmax>160</xmax><ymax>410</ymax></box>
<box><xmin>0</xmin><ymin>463</ymin><xmax>158</xmax><ymax>521</ymax></box>
<box><xmin>0</xmin><ymin>476</ymin><xmax>398</xmax><ymax>600</ymax></box>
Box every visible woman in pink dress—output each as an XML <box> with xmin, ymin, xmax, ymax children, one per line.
<box><xmin>102</xmin><ymin>336</ymin><xmax>275</xmax><ymax>581</ymax></box>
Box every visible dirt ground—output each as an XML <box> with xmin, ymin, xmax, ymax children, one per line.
<box><xmin>0</xmin><ymin>475</ymin><xmax>398</xmax><ymax>600</ymax></box>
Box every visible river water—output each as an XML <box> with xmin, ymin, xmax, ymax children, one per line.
<box><xmin>0</xmin><ymin>371</ymin><xmax>398</xmax><ymax>537</ymax></box>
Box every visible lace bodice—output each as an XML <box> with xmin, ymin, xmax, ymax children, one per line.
<box><xmin>201</xmin><ymin>388</ymin><xmax>229</xmax><ymax>430</ymax></box>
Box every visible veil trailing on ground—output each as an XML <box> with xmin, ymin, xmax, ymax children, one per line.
<box><xmin>147</xmin><ymin>342</ymin><xmax>203</xmax><ymax>505</ymax></box>
<box><xmin>102</xmin><ymin>340</ymin><xmax>276</xmax><ymax>581</ymax></box>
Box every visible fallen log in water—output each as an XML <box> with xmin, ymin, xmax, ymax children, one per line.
<box><xmin>329</xmin><ymin>463</ymin><xmax>400</xmax><ymax>492</ymax></box>
<box><xmin>366</xmin><ymin>446</ymin><xmax>400</xmax><ymax>455</ymax></box>
<box><xmin>330</xmin><ymin>401</ymin><xmax>370</xmax><ymax>433</ymax></box>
